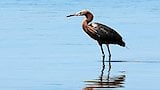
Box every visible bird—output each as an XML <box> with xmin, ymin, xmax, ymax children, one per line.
<box><xmin>67</xmin><ymin>9</ymin><xmax>125</xmax><ymax>71</ymax></box>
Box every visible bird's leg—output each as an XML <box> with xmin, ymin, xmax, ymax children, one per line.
<box><xmin>106</xmin><ymin>44</ymin><xmax>111</xmax><ymax>72</ymax></box>
<box><xmin>99</xmin><ymin>44</ymin><xmax>105</xmax><ymax>62</ymax></box>
<box><xmin>99</xmin><ymin>43</ymin><xmax>105</xmax><ymax>81</ymax></box>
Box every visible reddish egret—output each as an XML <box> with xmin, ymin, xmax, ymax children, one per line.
<box><xmin>67</xmin><ymin>10</ymin><xmax>125</xmax><ymax>70</ymax></box>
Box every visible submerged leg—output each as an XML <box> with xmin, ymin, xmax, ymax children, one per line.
<box><xmin>106</xmin><ymin>44</ymin><xmax>111</xmax><ymax>72</ymax></box>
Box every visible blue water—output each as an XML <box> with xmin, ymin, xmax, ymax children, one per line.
<box><xmin>0</xmin><ymin>0</ymin><xmax>160</xmax><ymax>90</ymax></box>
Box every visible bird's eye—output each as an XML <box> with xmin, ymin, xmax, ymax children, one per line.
<box><xmin>80</xmin><ymin>12</ymin><xmax>83</xmax><ymax>15</ymax></box>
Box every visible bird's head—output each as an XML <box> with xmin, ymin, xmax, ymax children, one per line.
<box><xmin>67</xmin><ymin>9</ymin><xmax>90</xmax><ymax>17</ymax></box>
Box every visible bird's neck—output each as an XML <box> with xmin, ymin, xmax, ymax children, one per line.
<box><xmin>82</xmin><ymin>12</ymin><xmax>93</xmax><ymax>30</ymax></box>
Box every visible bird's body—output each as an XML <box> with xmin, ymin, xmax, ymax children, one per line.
<box><xmin>67</xmin><ymin>9</ymin><xmax>125</xmax><ymax>70</ymax></box>
<box><xmin>88</xmin><ymin>22</ymin><xmax>125</xmax><ymax>47</ymax></box>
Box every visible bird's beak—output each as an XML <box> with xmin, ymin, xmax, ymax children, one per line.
<box><xmin>66</xmin><ymin>12</ymin><xmax>81</xmax><ymax>17</ymax></box>
<box><xmin>66</xmin><ymin>14</ymin><xmax>77</xmax><ymax>17</ymax></box>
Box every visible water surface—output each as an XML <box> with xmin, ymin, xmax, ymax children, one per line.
<box><xmin>0</xmin><ymin>0</ymin><xmax>160</xmax><ymax>90</ymax></box>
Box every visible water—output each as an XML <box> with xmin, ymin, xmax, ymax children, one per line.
<box><xmin>0</xmin><ymin>0</ymin><xmax>160</xmax><ymax>90</ymax></box>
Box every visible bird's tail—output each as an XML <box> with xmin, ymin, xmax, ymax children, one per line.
<box><xmin>119</xmin><ymin>40</ymin><xmax>125</xmax><ymax>47</ymax></box>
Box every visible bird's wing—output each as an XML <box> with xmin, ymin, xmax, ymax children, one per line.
<box><xmin>89</xmin><ymin>22</ymin><xmax>122</xmax><ymax>41</ymax></box>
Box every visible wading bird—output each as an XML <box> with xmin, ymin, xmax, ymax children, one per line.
<box><xmin>67</xmin><ymin>10</ymin><xmax>125</xmax><ymax>70</ymax></box>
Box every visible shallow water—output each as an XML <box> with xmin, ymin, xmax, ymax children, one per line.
<box><xmin>0</xmin><ymin>0</ymin><xmax>160</xmax><ymax>90</ymax></box>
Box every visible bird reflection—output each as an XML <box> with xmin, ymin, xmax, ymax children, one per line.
<box><xmin>84</xmin><ymin>59</ymin><xmax>125</xmax><ymax>90</ymax></box>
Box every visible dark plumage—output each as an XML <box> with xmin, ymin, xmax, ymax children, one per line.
<box><xmin>67</xmin><ymin>9</ymin><xmax>126</xmax><ymax>70</ymax></box>
<box><xmin>89</xmin><ymin>22</ymin><xmax>125</xmax><ymax>47</ymax></box>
